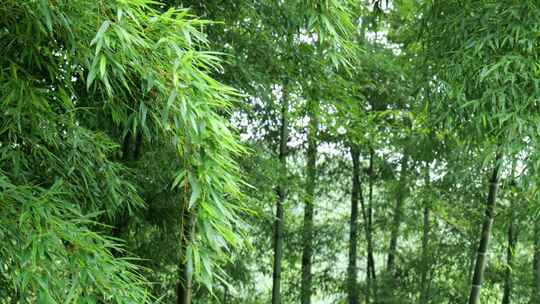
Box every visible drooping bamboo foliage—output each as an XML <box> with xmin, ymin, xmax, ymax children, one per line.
<box><xmin>0</xmin><ymin>0</ymin><xmax>246</xmax><ymax>302</ymax></box>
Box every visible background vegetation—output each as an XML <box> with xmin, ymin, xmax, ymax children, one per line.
<box><xmin>1</xmin><ymin>1</ymin><xmax>540</xmax><ymax>304</ymax></box>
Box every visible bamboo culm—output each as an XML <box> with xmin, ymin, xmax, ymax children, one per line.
<box><xmin>468</xmin><ymin>154</ymin><xmax>502</xmax><ymax>304</ymax></box>
<box><xmin>271</xmin><ymin>83</ymin><xmax>290</xmax><ymax>304</ymax></box>
<box><xmin>301</xmin><ymin>98</ymin><xmax>319</xmax><ymax>304</ymax></box>
<box><xmin>347</xmin><ymin>145</ymin><xmax>361</xmax><ymax>304</ymax></box>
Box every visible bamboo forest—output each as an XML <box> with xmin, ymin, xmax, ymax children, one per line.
<box><xmin>3</xmin><ymin>0</ymin><xmax>540</xmax><ymax>303</ymax></box>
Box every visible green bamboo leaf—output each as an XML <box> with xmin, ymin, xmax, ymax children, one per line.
<box><xmin>38</xmin><ymin>0</ymin><xmax>53</xmax><ymax>32</ymax></box>
<box><xmin>91</xmin><ymin>21</ymin><xmax>111</xmax><ymax>46</ymax></box>
<box><xmin>172</xmin><ymin>172</ymin><xmax>185</xmax><ymax>190</ymax></box>
<box><xmin>163</xmin><ymin>90</ymin><xmax>177</xmax><ymax>126</ymax></box>
<box><xmin>189</xmin><ymin>175</ymin><xmax>201</xmax><ymax>208</ymax></box>
<box><xmin>99</xmin><ymin>55</ymin><xmax>107</xmax><ymax>78</ymax></box>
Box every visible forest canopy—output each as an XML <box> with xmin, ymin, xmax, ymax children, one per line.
<box><xmin>1</xmin><ymin>1</ymin><xmax>540</xmax><ymax>304</ymax></box>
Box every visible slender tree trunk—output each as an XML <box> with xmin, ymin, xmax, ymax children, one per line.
<box><xmin>502</xmin><ymin>208</ymin><xmax>516</xmax><ymax>304</ymax></box>
<box><xmin>366</xmin><ymin>148</ymin><xmax>377</xmax><ymax>303</ymax></box>
<box><xmin>387</xmin><ymin>154</ymin><xmax>409</xmax><ymax>276</ymax></box>
<box><xmin>383</xmin><ymin>154</ymin><xmax>409</xmax><ymax>304</ymax></box>
<box><xmin>358</xmin><ymin>151</ymin><xmax>371</xmax><ymax>303</ymax></box>
<box><xmin>468</xmin><ymin>154</ymin><xmax>502</xmax><ymax>304</ymax></box>
<box><xmin>532</xmin><ymin>217</ymin><xmax>540</xmax><ymax>303</ymax></box>
<box><xmin>348</xmin><ymin>145</ymin><xmax>361</xmax><ymax>304</ymax></box>
<box><xmin>300</xmin><ymin>10</ymin><xmax>324</xmax><ymax>303</ymax></box>
<box><xmin>177</xmin><ymin>139</ymin><xmax>195</xmax><ymax>304</ymax></box>
<box><xmin>271</xmin><ymin>84</ymin><xmax>290</xmax><ymax>304</ymax></box>
<box><xmin>177</xmin><ymin>208</ymin><xmax>195</xmax><ymax>304</ymax></box>
<box><xmin>419</xmin><ymin>167</ymin><xmax>431</xmax><ymax>304</ymax></box>
<box><xmin>301</xmin><ymin>98</ymin><xmax>318</xmax><ymax>304</ymax></box>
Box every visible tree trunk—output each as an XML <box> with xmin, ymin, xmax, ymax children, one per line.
<box><xmin>502</xmin><ymin>208</ymin><xmax>516</xmax><ymax>304</ymax></box>
<box><xmin>419</xmin><ymin>167</ymin><xmax>431</xmax><ymax>304</ymax></box>
<box><xmin>366</xmin><ymin>148</ymin><xmax>377</xmax><ymax>303</ymax></box>
<box><xmin>177</xmin><ymin>138</ymin><xmax>196</xmax><ymax>304</ymax></box>
<box><xmin>387</xmin><ymin>154</ymin><xmax>409</xmax><ymax>276</ymax></box>
<box><xmin>358</xmin><ymin>150</ymin><xmax>371</xmax><ymax>303</ymax></box>
<box><xmin>383</xmin><ymin>153</ymin><xmax>409</xmax><ymax>304</ymax></box>
<box><xmin>271</xmin><ymin>84</ymin><xmax>290</xmax><ymax>304</ymax></box>
<box><xmin>348</xmin><ymin>145</ymin><xmax>361</xmax><ymax>304</ymax></box>
<box><xmin>301</xmin><ymin>98</ymin><xmax>318</xmax><ymax>304</ymax></box>
<box><xmin>176</xmin><ymin>208</ymin><xmax>195</xmax><ymax>304</ymax></box>
<box><xmin>532</xmin><ymin>217</ymin><xmax>540</xmax><ymax>303</ymax></box>
<box><xmin>468</xmin><ymin>154</ymin><xmax>502</xmax><ymax>304</ymax></box>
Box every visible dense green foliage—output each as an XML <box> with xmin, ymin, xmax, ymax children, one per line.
<box><xmin>2</xmin><ymin>1</ymin><xmax>540</xmax><ymax>304</ymax></box>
